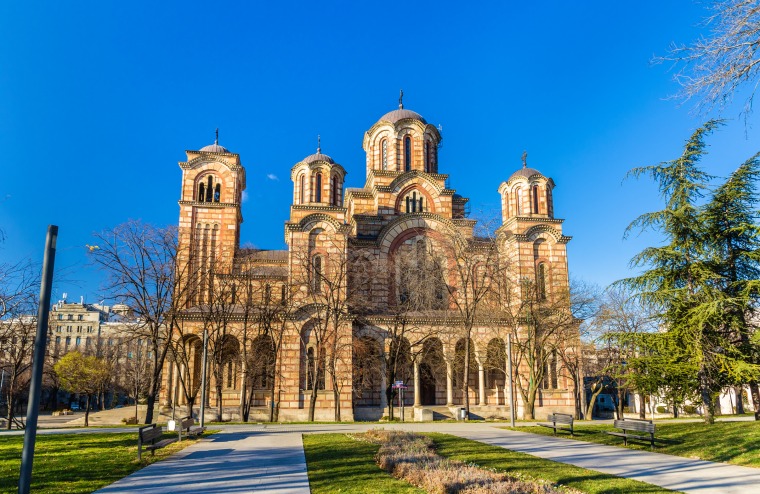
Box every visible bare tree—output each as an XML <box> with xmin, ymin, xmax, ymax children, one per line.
<box><xmin>439</xmin><ymin>223</ymin><xmax>505</xmax><ymax>419</ymax></box>
<box><xmin>657</xmin><ymin>0</ymin><xmax>760</xmax><ymax>116</ymax></box>
<box><xmin>89</xmin><ymin>220</ymin><xmax>194</xmax><ymax>424</ymax></box>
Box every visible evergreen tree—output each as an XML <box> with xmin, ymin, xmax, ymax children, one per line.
<box><xmin>621</xmin><ymin>120</ymin><xmax>723</xmax><ymax>423</ymax></box>
<box><xmin>701</xmin><ymin>153</ymin><xmax>760</xmax><ymax>416</ymax></box>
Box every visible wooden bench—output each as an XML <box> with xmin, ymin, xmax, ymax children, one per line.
<box><xmin>178</xmin><ymin>416</ymin><xmax>206</xmax><ymax>442</ymax></box>
<box><xmin>606</xmin><ymin>419</ymin><xmax>656</xmax><ymax>449</ymax></box>
<box><xmin>138</xmin><ymin>424</ymin><xmax>176</xmax><ymax>461</ymax></box>
<box><xmin>537</xmin><ymin>413</ymin><xmax>574</xmax><ymax>436</ymax></box>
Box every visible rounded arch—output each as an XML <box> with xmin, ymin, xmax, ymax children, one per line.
<box><xmin>250</xmin><ymin>334</ymin><xmax>276</xmax><ymax>390</ymax></box>
<box><xmin>352</xmin><ymin>331</ymin><xmax>383</xmax><ymax>407</ymax></box>
<box><xmin>485</xmin><ymin>338</ymin><xmax>506</xmax><ymax>404</ymax></box>
<box><xmin>419</xmin><ymin>337</ymin><xmax>446</xmax><ymax>405</ymax></box>
<box><xmin>394</xmin><ymin>184</ymin><xmax>436</xmax><ymax>214</ymax></box>
<box><xmin>300</xmin><ymin>319</ymin><xmax>326</xmax><ymax>391</ymax></box>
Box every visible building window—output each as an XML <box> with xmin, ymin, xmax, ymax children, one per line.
<box><xmin>56</xmin><ymin>326</ymin><xmax>61</xmax><ymax>333</ymax></box>
<box><xmin>305</xmin><ymin>347</ymin><xmax>325</xmax><ymax>390</ymax></box>
<box><xmin>75</xmin><ymin>336</ymin><xmax>81</xmax><ymax>346</ymax></box>
<box><xmin>57</xmin><ymin>314</ymin><xmax>62</xmax><ymax>320</ymax></box>
<box><xmin>67</xmin><ymin>326</ymin><xmax>72</xmax><ymax>333</ymax></box>
<box><xmin>537</xmin><ymin>263</ymin><xmax>547</xmax><ymax>300</ymax></box>
<box><xmin>532</xmin><ymin>185</ymin><xmax>539</xmax><ymax>214</ymax></box>
<box><xmin>515</xmin><ymin>187</ymin><xmax>522</xmax><ymax>215</ymax></box>
<box><xmin>404</xmin><ymin>136</ymin><xmax>412</xmax><ymax>172</ymax></box>
<box><xmin>299</xmin><ymin>174</ymin><xmax>305</xmax><ymax>204</ymax></box>
<box><xmin>198</xmin><ymin>182</ymin><xmax>206</xmax><ymax>202</ymax></box>
<box><xmin>381</xmin><ymin>139</ymin><xmax>388</xmax><ymax>170</ymax></box>
<box><xmin>87</xmin><ymin>326</ymin><xmax>93</xmax><ymax>333</ymax></box>
<box><xmin>314</xmin><ymin>173</ymin><xmax>322</xmax><ymax>203</ymax></box>
<box><xmin>77</xmin><ymin>326</ymin><xmax>82</xmax><ymax>333</ymax></box>
<box><xmin>85</xmin><ymin>336</ymin><xmax>91</xmax><ymax>347</ymax></box>
<box><xmin>68</xmin><ymin>314</ymin><xmax>72</xmax><ymax>320</ymax></box>
<box><xmin>424</xmin><ymin>141</ymin><xmax>430</xmax><ymax>173</ymax></box>
<box><xmin>312</xmin><ymin>256</ymin><xmax>323</xmax><ymax>294</ymax></box>
<box><xmin>332</xmin><ymin>176</ymin><xmax>341</xmax><ymax>206</ymax></box>
<box><xmin>65</xmin><ymin>336</ymin><xmax>71</xmax><ymax>347</ymax></box>
<box><xmin>77</xmin><ymin>314</ymin><xmax>83</xmax><ymax>321</ymax></box>
<box><xmin>264</xmin><ymin>284</ymin><xmax>272</xmax><ymax>304</ymax></box>
<box><xmin>55</xmin><ymin>336</ymin><xmax>61</xmax><ymax>345</ymax></box>
<box><xmin>402</xmin><ymin>190</ymin><xmax>424</xmax><ymax>213</ymax></box>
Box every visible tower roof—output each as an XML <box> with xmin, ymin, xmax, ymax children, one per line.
<box><xmin>378</xmin><ymin>108</ymin><xmax>427</xmax><ymax>125</ymax></box>
<box><xmin>509</xmin><ymin>167</ymin><xmax>544</xmax><ymax>180</ymax></box>
<box><xmin>199</xmin><ymin>128</ymin><xmax>230</xmax><ymax>153</ymax></box>
<box><xmin>302</xmin><ymin>152</ymin><xmax>335</xmax><ymax>164</ymax></box>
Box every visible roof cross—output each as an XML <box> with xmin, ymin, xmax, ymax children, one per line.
<box><xmin>522</xmin><ymin>150</ymin><xmax>527</xmax><ymax>168</ymax></box>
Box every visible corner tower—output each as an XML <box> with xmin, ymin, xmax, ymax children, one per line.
<box><xmin>497</xmin><ymin>154</ymin><xmax>570</xmax><ymax>300</ymax></box>
<box><xmin>177</xmin><ymin>136</ymin><xmax>246</xmax><ymax>303</ymax></box>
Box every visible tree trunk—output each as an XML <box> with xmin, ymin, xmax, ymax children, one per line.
<box><xmin>585</xmin><ymin>382</ymin><xmax>603</xmax><ymax>421</ymax></box>
<box><xmin>308</xmin><ymin>387</ymin><xmax>317</xmax><ymax>422</ymax></box>
<box><xmin>84</xmin><ymin>394</ymin><xmax>91</xmax><ymax>427</ymax></box>
<box><xmin>750</xmin><ymin>381</ymin><xmax>760</xmax><ymax>420</ymax></box>
<box><xmin>735</xmin><ymin>387</ymin><xmax>745</xmax><ymax>415</ymax></box>
<box><xmin>5</xmin><ymin>390</ymin><xmax>14</xmax><ymax>430</ymax></box>
<box><xmin>699</xmin><ymin>365</ymin><xmax>715</xmax><ymax>424</ymax></box>
<box><xmin>639</xmin><ymin>393</ymin><xmax>646</xmax><ymax>419</ymax></box>
<box><xmin>463</xmin><ymin>337</ymin><xmax>471</xmax><ymax>419</ymax></box>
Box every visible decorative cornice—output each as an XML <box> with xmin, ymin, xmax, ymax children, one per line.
<box><xmin>178</xmin><ymin>201</ymin><xmax>239</xmax><ymax>208</ymax></box>
<box><xmin>291</xmin><ymin>204</ymin><xmax>347</xmax><ymax>213</ymax></box>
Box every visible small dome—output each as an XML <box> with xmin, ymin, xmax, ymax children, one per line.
<box><xmin>200</xmin><ymin>143</ymin><xmax>230</xmax><ymax>153</ymax></box>
<box><xmin>379</xmin><ymin>108</ymin><xmax>427</xmax><ymax>125</ymax></box>
<box><xmin>510</xmin><ymin>167</ymin><xmax>544</xmax><ymax>180</ymax></box>
<box><xmin>302</xmin><ymin>152</ymin><xmax>335</xmax><ymax>164</ymax></box>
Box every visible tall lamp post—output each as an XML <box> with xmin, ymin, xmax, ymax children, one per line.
<box><xmin>199</xmin><ymin>328</ymin><xmax>209</xmax><ymax>427</ymax></box>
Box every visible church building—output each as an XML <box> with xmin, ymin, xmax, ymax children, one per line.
<box><xmin>160</xmin><ymin>97</ymin><xmax>575</xmax><ymax>421</ymax></box>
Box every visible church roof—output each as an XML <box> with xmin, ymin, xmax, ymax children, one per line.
<box><xmin>302</xmin><ymin>152</ymin><xmax>335</xmax><ymax>164</ymax></box>
<box><xmin>510</xmin><ymin>167</ymin><xmax>544</xmax><ymax>180</ymax></box>
<box><xmin>199</xmin><ymin>143</ymin><xmax>230</xmax><ymax>153</ymax></box>
<box><xmin>378</xmin><ymin>108</ymin><xmax>427</xmax><ymax>124</ymax></box>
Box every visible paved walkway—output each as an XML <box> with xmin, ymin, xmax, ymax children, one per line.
<box><xmin>88</xmin><ymin>422</ymin><xmax>760</xmax><ymax>493</ymax></box>
<box><xmin>95</xmin><ymin>431</ymin><xmax>309</xmax><ymax>494</ymax></box>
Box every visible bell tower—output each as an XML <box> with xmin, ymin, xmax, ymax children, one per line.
<box><xmin>177</xmin><ymin>133</ymin><xmax>246</xmax><ymax>304</ymax></box>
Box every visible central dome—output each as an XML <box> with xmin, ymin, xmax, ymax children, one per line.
<box><xmin>200</xmin><ymin>143</ymin><xmax>230</xmax><ymax>153</ymax></box>
<box><xmin>302</xmin><ymin>152</ymin><xmax>335</xmax><ymax>164</ymax></box>
<box><xmin>378</xmin><ymin>108</ymin><xmax>427</xmax><ymax>124</ymax></box>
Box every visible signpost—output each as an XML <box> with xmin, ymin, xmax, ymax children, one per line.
<box><xmin>392</xmin><ymin>381</ymin><xmax>407</xmax><ymax>422</ymax></box>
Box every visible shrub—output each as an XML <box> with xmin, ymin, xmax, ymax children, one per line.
<box><xmin>683</xmin><ymin>405</ymin><xmax>697</xmax><ymax>414</ymax></box>
<box><xmin>121</xmin><ymin>416</ymin><xmax>138</xmax><ymax>425</ymax></box>
<box><xmin>656</xmin><ymin>406</ymin><xmax>667</xmax><ymax>414</ymax></box>
<box><xmin>356</xmin><ymin>430</ymin><xmax>577</xmax><ymax>494</ymax></box>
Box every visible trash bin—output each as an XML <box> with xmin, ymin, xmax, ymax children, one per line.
<box><xmin>458</xmin><ymin>408</ymin><xmax>467</xmax><ymax>421</ymax></box>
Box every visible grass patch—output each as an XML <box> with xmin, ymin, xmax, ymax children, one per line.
<box><xmin>0</xmin><ymin>430</ymin><xmax>212</xmax><ymax>493</ymax></box>
<box><xmin>303</xmin><ymin>433</ymin><xmax>423</xmax><ymax>493</ymax></box>
<box><xmin>429</xmin><ymin>433</ymin><xmax>676</xmax><ymax>494</ymax></box>
<box><xmin>517</xmin><ymin>421</ymin><xmax>760</xmax><ymax>467</ymax></box>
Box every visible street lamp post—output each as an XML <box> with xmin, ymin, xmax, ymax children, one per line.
<box><xmin>199</xmin><ymin>328</ymin><xmax>209</xmax><ymax>427</ymax></box>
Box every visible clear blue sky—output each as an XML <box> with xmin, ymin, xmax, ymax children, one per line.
<box><xmin>1</xmin><ymin>1</ymin><xmax>758</xmax><ymax>303</ymax></box>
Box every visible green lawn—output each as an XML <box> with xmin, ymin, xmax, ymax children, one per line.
<box><xmin>303</xmin><ymin>433</ymin><xmax>424</xmax><ymax>493</ymax></box>
<box><xmin>303</xmin><ymin>432</ymin><xmax>676</xmax><ymax>494</ymax></box>
<box><xmin>429</xmin><ymin>433</ymin><xmax>677</xmax><ymax>494</ymax></box>
<box><xmin>517</xmin><ymin>421</ymin><xmax>760</xmax><ymax>467</ymax></box>
<box><xmin>0</xmin><ymin>431</ymin><xmax>208</xmax><ymax>494</ymax></box>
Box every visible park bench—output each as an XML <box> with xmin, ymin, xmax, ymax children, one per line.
<box><xmin>137</xmin><ymin>424</ymin><xmax>176</xmax><ymax>461</ymax></box>
<box><xmin>178</xmin><ymin>416</ymin><xmax>206</xmax><ymax>441</ymax></box>
<box><xmin>537</xmin><ymin>413</ymin><xmax>574</xmax><ymax>436</ymax></box>
<box><xmin>606</xmin><ymin>418</ymin><xmax>656</xmax><ymax>449</ymax></box>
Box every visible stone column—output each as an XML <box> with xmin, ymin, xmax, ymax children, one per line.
<box><xmin>478</xmin><ymin>364</ymin><xmax>486</xmax><ymax>406</ymax></box>
<box><xmin>413</xmin><ymin>360</ymin><xmax>421</xmax><ymax>407</ymax></box>
<box><xmin>446</xmin><ymin>360</ymin><xmax>454</xmax><ymax>406</ymax></box>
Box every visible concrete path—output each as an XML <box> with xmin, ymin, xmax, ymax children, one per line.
<box><xmin>453</xmin><ymin>426</ymin><xmax>760</xmax><ymax>494</ymax></box>
<box><xmin>67</xmin><ymin>422</ymin><xmax>760</xmax><ymax>493</ymax></box>
<box><xmin>94</xmin><ymin>431</ymin><xmax>309</xmax><ymax>494</ymax></box>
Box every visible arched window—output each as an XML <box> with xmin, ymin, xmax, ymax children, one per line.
<box><xmin>306</xmin><ymin>347</ymin><xmax>325</xmax><ymax>390</ymax></box>
<box><xmin>198</xmin><ymin>183</ymin><xmax>206</xmax><ymax>202</ymax></box>
<box><xmin>331</xmin><ymin>176</ymin><xmax>341</xmax><ymax>206</ymax></box>
<box><xmin>402</xmin><ymin>189</ymin><xmax>425</xmax><ymax>213</ymax></box>
<box><xmin>381</xmin><ymin>139</ymin><xmax>388</xmax><ymax>170</ymax></box>
<box><xmin>65</xmin><ymin>336</ymin><xmax>71</xmax><ymax>347</ymax></box>
<box><xmin>206</xmin><ymin>176</ymin><xmax>213</xmax><ymax>202</ymax></box>
<box><xmin>264</xmin><ymin>284</ymin><xmax>271</xmax><ymax>303</ymax></box>
<box><xmin>404</xmin><ymin>136</ymin><xmax>412</xmax><ymax>171</ymax></box>
<box><xmin>299</xmin><ymin>174</ymin><xmax>305</xmax><ymax>204</ymax></box>
<box><xmin>515</xmin><ymin>187</ymin><xmax>522</xmax><ymax>215</ymax></box>
<box><xmin>75</xmin><ymin>336</ymin><xmax>81</xmax><ymax>346</ymax></box>
<box><xmin>424</xmin><ymin>141</ymin><xmax>430</xmax><ymax>173</ymax></box>
<box><xmin>214</xmin><ymin>183</ymin><xmax>221</xmax><ymax>202</ymax></box>
<box><xmin>315</xmin><ymin>173</ymin><xmax>322</xmax><ymax>203</ymax></box>
<box><xmin>537</xmin><ymin>263</ymin><xmax>547</xmax><ymax>300</ymax></box>
<box><xmin>280</xmin><ymin>284</ymin><xmax>287</xmax><ymax>305</ymax></box>
<box><xmin>312</xmin><ymin>255</ymin><xmax>323</xmax><ymax>294</ymax></box>
<box><xmin>532</xmin><ymin>185</ymin><xmax>539</xmax><ymax>213</ymax></box>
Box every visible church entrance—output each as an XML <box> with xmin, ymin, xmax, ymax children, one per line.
<box><xmin>420</xmin><ymin>362</ymin><xmax>436</xmax><ymax>405</ymax></box>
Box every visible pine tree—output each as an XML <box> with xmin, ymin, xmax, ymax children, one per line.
<box><xmin>701</xmin><ymin>153</ymin><xmax>760</xmax><ymax>417</ymax></box>
<box><xmin>621</xmin><ymin>120</ymin><xmax>722</xmax><ymax>423</ymax></box>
